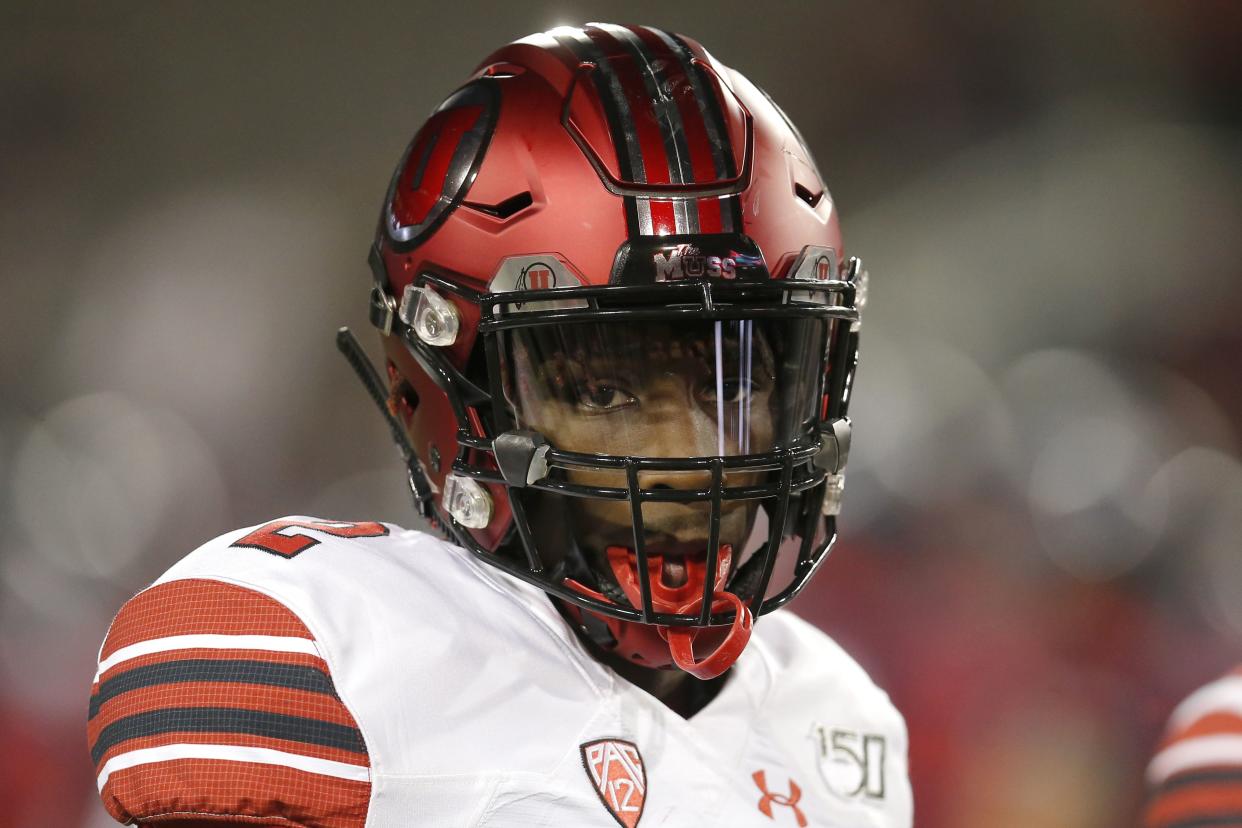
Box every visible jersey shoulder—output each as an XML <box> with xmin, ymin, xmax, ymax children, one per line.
<box><xmin>750</xmin><ymin>609</ymin><xmax>913</xmax><ymax>826</ymax></box>
<box><xmin>153</xmin><ymin>516</ymin><xmax>612</xmax><ymax>711</ymax></box>
<box><xmin>754</xmin><ymin>609</ymin><xmax>906</xmax><ymax>734</ymax></box>
<box><xmin>1144</xmin><ymin>667</ymin><xmax>1242</xmax><ymax>828</ymax></box>
<box><xmin>89</xmin><ymin>552</ymin><xmax>371</xmax><ymax>825</ymax></box>
<box><xmin>89</xmin><ymin>516</ymin><xmax>610</xmax><ymax>826</ymax></box>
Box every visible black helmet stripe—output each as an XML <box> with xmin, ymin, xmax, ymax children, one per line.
<box><xmin>554</xmin><ymin>27</ymin><xmax>651</xmax><ymax>237</ymax></box>
<box><xmin>650</xmin><ymin>28</ymin><xmax>744</xmax><ymax>233</ymax></box>
<box><xmin>593</xmin><ymin>22</ymin><xmax>698</xmax><ymax>234</ymax></box>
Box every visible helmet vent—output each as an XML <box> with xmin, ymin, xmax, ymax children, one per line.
<box><xmin>794</xmin><ymin>182</ymin><xmax>823</xmax><ymax>208</ymax></box>
<box><xmin>481</xmin><ymin>62</ymin><xmax>526</xmax><ymax>78</ymax></box>
<box><xmin>462</xmin><ymin>191</ymin><xmax>534</xmax><ymax>220</ymax></box>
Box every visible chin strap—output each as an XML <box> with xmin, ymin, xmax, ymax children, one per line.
<box><xmin>564</xmin><ymin>544</ymin><xmax>754</xmax><ymax>680</ymax></box>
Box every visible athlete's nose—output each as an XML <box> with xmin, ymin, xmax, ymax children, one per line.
<box><xmin>637</xmin><ymin>468</ymin><xmax>714</xmax><ymax>492</ymax></box>
<box><xmin>635</xmin><ymin>406</ymin><xmax>719</xmax><ymax>490</ymax></box>
<box><xmin>645</xmin><ymin>387</ymin><xmax>721</xmax><ymax>454</ymax></box>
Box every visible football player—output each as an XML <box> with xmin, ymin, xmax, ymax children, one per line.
<box><xmin>88</xmin><ymin>24</ymin><xmax>912</xmax><ymax>826</ymax></box>
<box><xmin>1144</xmin><ymin>667</ymin><xmax>1242</xmax><ymax>827</ymax></box>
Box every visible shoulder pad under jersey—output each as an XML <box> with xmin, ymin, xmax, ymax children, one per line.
<box><xmin>89</xmin><ymin>516</ymin><xmax>612</xmax><ymax>825</ymax></box>
<box><xmin>89</xmin><ymin>573</ymin><xmax>371</xmax><ymax>825</ymax></box>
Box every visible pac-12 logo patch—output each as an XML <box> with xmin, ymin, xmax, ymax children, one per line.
<box><xmin>580</xmin><ymin>738</ymin><xmax>646</xmax><ymax>828</ymax></box>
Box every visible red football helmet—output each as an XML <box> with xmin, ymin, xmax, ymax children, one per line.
<box><xmin>339</xmin><ymin>24</ymin><xmax>864</xmax><ymax>679</ymax></box>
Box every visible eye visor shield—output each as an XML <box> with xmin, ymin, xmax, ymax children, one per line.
<box><xmin>346</xmin><ymin>243</ymin><xmax>864</xmax><ymax>631</ymax></box>
<box><xmin>468</xmin><ymin>268</ymin><xmax>857</xmax><ymax>626</ymax></box>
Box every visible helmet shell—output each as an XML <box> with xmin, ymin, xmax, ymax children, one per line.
<box><xmin>375</xmin><ymin>24</ymin><xmax>842</xmax><ymax>539</ymax></box>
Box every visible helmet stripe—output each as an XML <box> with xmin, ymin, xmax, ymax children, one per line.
<box><xmin>580</xmin><ymin>24</ymin><xmax>677</xmax><ymax>235</ymax></box>
<box><xmin>553</xmin><ymin>27</ymin><xmax>651</xmax><ymax>237</ymax></box>
<box><xmin>594</xmin><ymin>23</ymin><xmax>698</xmax><ymax>234</ymax></box>
<box><xmin>626</xmin><ymin>25</ymin><xmax>727</xmax><ymax>233</ymax></box>
<box><xmin>649</xmin><ymin>29</ymin><xmax>744</xmax><ymax>232</ymax></box>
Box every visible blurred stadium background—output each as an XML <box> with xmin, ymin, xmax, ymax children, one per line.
<box><xmin>2</xmin><ymin>2</ymin><xmax>1240</xmax><ymax>825</ymax></box>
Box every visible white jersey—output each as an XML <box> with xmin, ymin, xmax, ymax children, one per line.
<box><xmin>88</xmin><ymin>516</ymin><xmax>912</xmax><ymax>827</ymax></box>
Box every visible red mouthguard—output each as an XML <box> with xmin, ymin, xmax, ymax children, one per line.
<box><xmin>603</xmin><ymin>544</ymin><xmax>753</xmax><ymax>680</ymax></box>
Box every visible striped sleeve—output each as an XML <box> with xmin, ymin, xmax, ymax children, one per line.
<box><xmin>87</xmin><ymin>578</ymin><xmax>371</xmax><ymax>826</ymax></box>
<box><xmin>1145</xmin><ymin>667</ymin><xmax>1242</xmax><ymax>828</ymax></box>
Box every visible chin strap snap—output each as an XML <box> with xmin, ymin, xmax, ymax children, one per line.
<box><xmin>599</xmin><ymin>544</ymin><xmax>754</xmax><ymax>680</ymax></box>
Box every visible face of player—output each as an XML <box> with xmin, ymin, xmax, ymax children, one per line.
<box><xmin>505</xmin><ymin>319</ymin><xmax>820</xmax><ymax>583</ymax></box>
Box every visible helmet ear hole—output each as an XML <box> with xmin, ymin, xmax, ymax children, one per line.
<box><xmin>385</xmin><ymin>360</ymin><xmax>421</xmax><ymax>423</ymax></box>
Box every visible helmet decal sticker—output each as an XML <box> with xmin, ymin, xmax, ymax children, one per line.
<box><xmin>609</xmin><ymin>233</ymin><xmax>768</xmax><ymax>285</ymax></box>
<box><xmin>384</xmin><ymin>80</ymin><xmax>499</xmax><ymax>249</ymax></box>
<box><xmin>653</xmin><ymin>244</ymin><xmax>736</xmax><ymax>281</ymax></box>
<box><xmin>788</xmin><ymin>246</ymin><xmax>838</xmax><ymax>283</ymax></box>
<box><xmin>489</xmin><ymin>254</ymin><xmax>589</xmax><ymax>314</ymax></box>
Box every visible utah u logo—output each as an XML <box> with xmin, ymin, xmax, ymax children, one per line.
<box><xmin>514</xmin><ymin>262</ymin><xmax>557</xmax><ymax>304</ymax></box>
<box><xmin>753</xmin><ymin>770</ymin><xmax>808</xmax><ymax>827</ymax></box>
<box><xmin>525</xmin><ymin>266</ymin><xmax>552</xmax><ymax>290</ymax></box>
<box><xmin>581</xmin><ymin>739</ymin><xmax>647</xmax><ymax>828</ymax></box>
<box><xmin>384</xmin><ymin>82</ymin><xmax>496</xmax><ymax>249</ymax></box>
<box><xmin>814</xmin><ymin>255</ymin><xmax>832</xmax><ymax>281</ymax></box>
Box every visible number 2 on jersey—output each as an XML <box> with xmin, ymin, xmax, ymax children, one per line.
<box><xmin>231</xmin><ymin>518</ymin><xmax>389</xmax><ymax>558</ymax></box>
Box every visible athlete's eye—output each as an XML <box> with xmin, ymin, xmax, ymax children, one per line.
<box><xmin>700</xmin><ymin>379</ymin><xmax>756</xmax><ymax>404</ymax></box>
<box><xmin>575</xmin><ymin>383</ymin><xmax>637</xmax><ymax>412</ymax></box>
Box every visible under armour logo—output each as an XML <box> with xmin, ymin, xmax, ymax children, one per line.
<box><xmin>752</xmin><ymin>770</ymin><xmax>808</xmax><ymax>827</ymax></box>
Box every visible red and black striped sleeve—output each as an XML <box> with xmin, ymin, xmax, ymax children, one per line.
<box><xmin>1144</xmin><ymin>667</ymin><xmax>1242</xmax><ymax>828</ymax></box>
<box><xmin>87</xmin><ymin>578</ymin><xmax>371</xmax><ymax>826</ymax></box>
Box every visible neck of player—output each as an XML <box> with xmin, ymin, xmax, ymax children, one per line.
<box><xmin>576</xmin><ymin>627</ymin><xmax>729</xmax><ymax>719</ymax></box>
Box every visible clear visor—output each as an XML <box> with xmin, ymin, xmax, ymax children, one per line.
<box><xmin>498</xmin><ymin>316</ymin><xmax>834</xmax><ymax>611</ymax></box>
<box><xmin>500</xmin><ymin>318</ymin><xmax>828</xmax><ymax>458</ymax></box>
